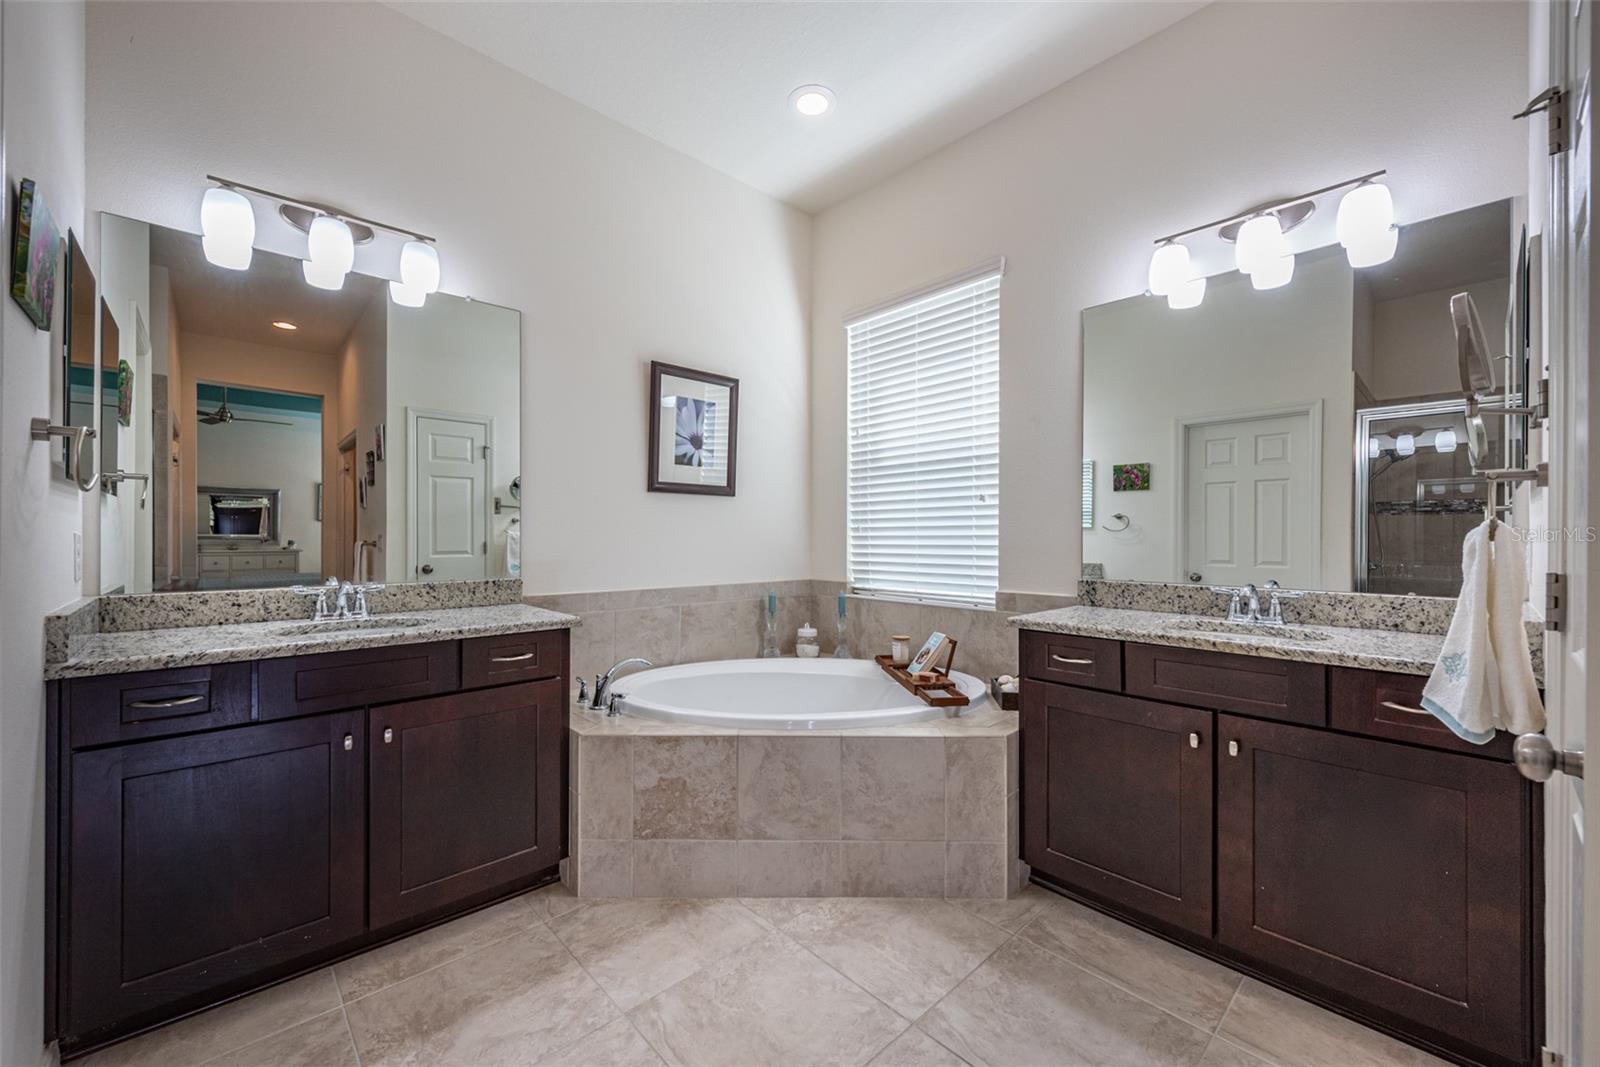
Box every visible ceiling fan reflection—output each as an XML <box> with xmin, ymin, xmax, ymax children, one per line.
<box><xmin>196</xmin><ymin>386</ymin><xmax>294</xmax><ymax>428</ymax></box>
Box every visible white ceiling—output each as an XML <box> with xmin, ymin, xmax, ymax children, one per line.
<box><xmin>388</xmin><ymin>1</ymin><xmax>1204</xmax><ymax>212</ymax></box>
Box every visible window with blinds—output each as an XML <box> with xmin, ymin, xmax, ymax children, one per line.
<box><xmin>846</xmin><ymin>261</ymin><xmax>1001</xmax><ymax>608</ymax></box>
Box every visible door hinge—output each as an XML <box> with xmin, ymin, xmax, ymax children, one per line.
<box><xmin>1546</xmin><ymin>572</ymin><xmax>1567</xmax><ymax>631</ymax></box>
<box><xmin>1540</xmin><ymin>1046</ymin><xmax>1563</xmax><ymax>1067</ymax></box>
<box><xmin>481</xmin><ymin>445</ymin><xmax>491</xmax><ymax>458</ymax></box>
<box><xmin>482</xmin><ymin>541</ymin><xmax>488</xmax><ymax>554</ymax></box>
<box><xmin>1515</xmin><ymin>86</ymin><xmax>1568</xmax><ymax>155</ymax></box>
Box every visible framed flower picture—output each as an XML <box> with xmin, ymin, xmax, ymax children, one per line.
<box><xmin>1112</xmin><ymin>462</ymin><xmax>1151</xmax><ymax>491</ymax></box>
<box><xmin>648</xmin><ymin>360</ymin><xmax>738</xmax><ymax>496</ymax></box>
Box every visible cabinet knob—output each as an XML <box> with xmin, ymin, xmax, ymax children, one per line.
<box><xmin>343</xmin><ymin>734</ymin><xmax>353</xmax><ymax>751</ymax></box>
<box><xmin>1228</xmin><ymin>740</ymin><xmax>1240</xmax><ymax>757</ymax></box>
<box><xmin>383</xmin><ymin>727</ymin><xmax>394</xmax><ymax>744</ymax></box>
<box><xmin>1188</xmin><ymin>732</ymin><xmax>1200</xmax><ymax>749</ymax></box>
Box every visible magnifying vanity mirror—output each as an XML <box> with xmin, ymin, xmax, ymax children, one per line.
<box><xmin>94</xmin><ymin>212</ymin><xmax>521</xmax><ymax>594</ymax></box>
<box><xmin>1083</xmin><ymin>197</ymin><xmax>1531</xmax><ymax>598</ymax></box>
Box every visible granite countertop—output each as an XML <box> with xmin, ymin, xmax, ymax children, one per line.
<box><xmin>1009</xmin><ymin>604</ymin><xmax>1452</xmax><ymax>677</ymax></box>
<box><xmin>46</xmin><ymin>603</ymin><xmax>579</xmax><ymax>681</ymax></box>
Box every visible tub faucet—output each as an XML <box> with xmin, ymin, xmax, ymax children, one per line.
<box><xmin>592</xmin><ymin>657</ymin><xmax>653</xmax><ymax>714</ymax></box>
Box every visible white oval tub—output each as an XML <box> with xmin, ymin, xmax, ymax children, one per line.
<box><xmin>613</xmin><ymin>657</ymin><xmax>988</xmax><ymax>731</ymax></box>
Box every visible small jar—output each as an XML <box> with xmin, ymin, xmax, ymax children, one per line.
<box><xmin>796</xmin><ymin>622</ymin><xmax>820</xmax><ymax>658</ymax></box>
<box><xmin>890</xmin><ymin>635</ymin><xmax>912</xmax><ymax>667</ymax></box>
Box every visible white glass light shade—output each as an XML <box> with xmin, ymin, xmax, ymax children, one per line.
<box><xmin>1395</xmin><ymin>432</ymin><xmax>1416</xmax><ymax>457</ymax></box>
<box><xmin>1147</xmin><ymin>242</ymin><xmax>1190</xmax><ymax>297</ymax></box>
<box><xmin>1336</xmin><ymin>182</ymin><xmax>1394</xmax><ymax>248</ymax></box>
<box><xmin>400</xmin><ymin>240</ymin><xmax>441</xmax><ymax>294</ymax></box>
<box><xmin>1166</xmin><ymin>275</ymin><xmax>1206</xmax><ymax>310</ymax></box>
<box><xmin>199</xmin><ymin>187</ymin><xmax>254</xmax><ymax>270</ymax></box>
<box><xmin>388</xmin><ymin>280</ymin><xmax>426</xmax><ymax>308</ymax></box>
<box><xmin>302</xmin><ymin>257</ymin><xmax>347</xmax><ymax>291</ymax></box>
<box><xmin>307</xmin><ymin>215</ymin><xmax>355</xmax><ymax>276</ymax></box>
<box><xmin>1434</xmin><ymin>428</ymin><xmax>1458</xmax><ymax>453</ymax></box>
<box><xmin>1249</xmin><ymin>253</ymin><xmax>1295</xmax><ymax>291</ymax></box>
<box><xmin>1235</xmin><ymin>214</ymin><xmax>1288</xmax><ymax>275</ymax></box>
<box><xmin>1346</xmin><ymin>226</ymin><xmax>1399</xmax><ymax>268</ymax></box>
<box><xmin>1368</xmin><ymin>437</ymin><xmax>1381</xmax><ymax>459</ymax></box>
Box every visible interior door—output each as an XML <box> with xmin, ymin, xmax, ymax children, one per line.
<box><xmin>412</xmin><ymin>412</ymin><xmax>489</xmax><ymax>581</ymax></box>
<box><xmin>1537</xmin><ymin>2</ymin><xmax>1597</xmax><ymax>1064</ymax></box>
<box><xmin>1185</xmin><ymin>411</ymin><xmax>1317</xmax><ymax>587</ymax></box>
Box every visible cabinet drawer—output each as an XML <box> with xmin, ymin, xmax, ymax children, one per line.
<box><xmin>1125</xmin><ymin>642</ymin><xmax>1326</xmax><ymax>725</ymax></box>
<box><xmin>1331</xmin><ymin>668</ymin><xmax>1514</xmax><ymax>760</ymax></box>
<box><xmin>231</xmin><ymin>555</ymin><xmax>262</xmax><ymax>571</ymax></box>
<box><xmin>67</xmin><ymin>663</ymin><xmax>253</xmax><ymax>748</ymax></box>
<box><xmin>258</xmin><ymin>641</ymin><xmax>459</xmax><ymax>718</ymax></box>
<box><xmin>462</xmin><ymin>630</ymin><xmax>566</xmax><ymax>688</ymax></box>
<box><xmin>262</xmin><ymin>554</ymin><xmax>296</xmax><ymax>571</ymax></box>
<box><xmin>199</xmin><ymin>556</ymin><xmax>229</xmax><ymax>573</ymax></box>
<box><xmin>1020</xmin><ymin>630</ymin><xmax>1122</xmax><ymax>691</ymax></box>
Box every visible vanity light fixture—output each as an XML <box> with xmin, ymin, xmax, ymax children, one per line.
<box><xmin>1434</xmin><ymin>427</ymin><xmax>1458</xmax><ymax>453</ymax></box>
<box><xmin>790</xmin><ymin>85</ymin><xmax>835</xmax><ymax>116</ymax></box>
<box><xmin>1336</xmin><ymin>180</ymin><xmax>1398</xmax><ymax>267</ymax></box>
<box><xmin>1368</xmin><ymin>437</ymin><xmax>1382</xmax><ymax>459</ymax></box>
<box><xmin>200</xmin><ymin>176</ymin><xmax>443</xmax><ymax>304</ymax></box>
<box><xmin>1166</xmin><ymin>275</ymin><xmax>1206</xmax><ymax>310</ymax></box>
<box><xmin>1234</xmin><ymin>214</ymin><xmax>1289</xmax><ymax>277</ymax></box>
<box><xmin>1147</xmin><ymin>241</ymin><xmax>1191</xmax><ymax>297</ymax></box>
<box><xmin>1395</xmin><ymin>432</ymin><xmax>1416</xmax><ymax>457</ymax></box>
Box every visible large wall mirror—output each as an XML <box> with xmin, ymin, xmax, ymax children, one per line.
<box><xmin>1082</xmin><ymin>197</ymin><xmax>1529</xmax><ymax>598</ymax></box>
<box><xmin>96</xmin><ymin>213</ymin><xmax>521</xmax><ymax>594</ymax></box>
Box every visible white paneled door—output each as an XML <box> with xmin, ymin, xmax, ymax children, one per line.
<box><xmin>1184</xmin><ymin>410</ymin><xmax>1318</xmax><ymax>589</ymax></box>
<box><xmin>411</xmin><ymin>412</ymin><xmax>490</xmax><ymax>582</ymax></box>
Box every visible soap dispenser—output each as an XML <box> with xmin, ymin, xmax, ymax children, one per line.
<box><xmin>797</xmin><ymin>622</ymin><xmax>820</xmax><ymax>658</ymax></box>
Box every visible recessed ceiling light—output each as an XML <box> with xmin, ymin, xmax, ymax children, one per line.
<box><xmin>271</xmin><ymin>320</ymin><xmax>298</xmax><ymax>331</ymax></box>
<box><xmin>789</xmin><ymin>84</ymin><xmax>834</xmax><ymax>117</ymax></box>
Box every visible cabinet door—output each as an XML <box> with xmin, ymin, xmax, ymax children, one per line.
<box><xmin>369</xmin><ymin>679</ymin><xmax>564</xmax><ymax>929</ymax></box>
<box><xmin>1217</xmin><ymin>714</ymin><xmax>1533</xmax><ymax>1065</ymax></box>
<box><xmin>1021</xmin><ymin>680</ymin><xmax>1214</xmax><ymax>935</ymax></box>
<box><xmin>67</xmin><ymin>712</ymin><xmax>364</xmax><ymax>1037</ymax></box>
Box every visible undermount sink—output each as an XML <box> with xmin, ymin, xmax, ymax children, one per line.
<box><xmin>278</xmin><ymin>616</ymin><xmax>430</xmax><ymax>636</ymax></box>
<box><xmin>1168</xmin><ymin>618</ymin><xmax>1332</xmax><ymax>642</ymax></box>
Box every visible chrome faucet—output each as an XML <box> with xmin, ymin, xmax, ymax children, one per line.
<box><xmin>1209</xmin><ymin>581</ymin><xmax>1303</xmax><ymax>625</ymax></box>
<box><xmin>591</xmin><ymin>657</ymin><xmax>653</xmax><ymax>714</ymax></box>
<box><xmin>292</xmin><ymin>577</ymin><xmax>384</xmax><ymax>623</ymax></box>
<box><xmin>293</xmin><ymin>577</ymin><xmax>342</xmax><ymax>621</ymax></box>
<box><xmin>1261</xmin><ymin>580</ymin><xmax>1305</xmax><ymax>625</ymax></box>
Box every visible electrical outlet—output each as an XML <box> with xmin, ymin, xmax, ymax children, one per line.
<box><xmin>73</xmin><ymin>533</ymin><xmax>83</xmax><ymax>583</ymax></box>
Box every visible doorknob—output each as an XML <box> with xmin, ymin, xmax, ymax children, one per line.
<box><xmin>420</xmin><ymin>564</ymin><xmax>434</xmax><ymax>575</ymax></box>
<box><xmin>1513</xmin><ymin>733</ymin><xmax>1585</xmax><ymax>781</ymax></box>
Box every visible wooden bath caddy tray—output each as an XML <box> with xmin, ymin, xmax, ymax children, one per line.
<box><xmin>874</xmin><ymin>641</ymin><xmax>969</xmax><ymax>708</ymax></box>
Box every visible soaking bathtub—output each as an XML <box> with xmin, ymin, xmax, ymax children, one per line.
<box><xmin>613</xmin><ymin>657</ymin><xmax>989</xmax><ymax>731</ymax></box>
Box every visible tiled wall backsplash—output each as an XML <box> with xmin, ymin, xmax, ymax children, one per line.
<box><xmin>526</xmin><ymin>582</ymin><xmax>1076</xmax><ymax>690</ymax></box>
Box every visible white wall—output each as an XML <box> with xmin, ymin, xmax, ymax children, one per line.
<box><xmin>0</xmin><ymin>6</ymin><xmax>87</xmax><ymax>1065</ymax></box>
<box><xmin>810</xmin><ymin>1</ymin><xmax>1528</xmax><ymax>594</ymax></box>
<box><xmin>195</xmin><ymin>408</ymin><xmax>324</xmax><ymax>571</ymax></box>
<box><xmin>384</xmin><ymin>294</ymin><xmax>520</xmax><ymax>580</ymax></box>
<box><xmin>1370</xmin><ymin>277</ymin><xmax>1510</xmax><ymax>402</ymax></box>
<box><xmin>96</xmin><ymin>211</ymin><xmax>150</xmax><ymax>593</ymax></box>
<box><xmin>1083</xmin><ymin>251</ymin><xmax>1356</xmax><ymax>588</ymax></box>
<box><xmin>86</xmin><ymin>0</ymin><xmax>814</xmax><ymax>595</ymax></box>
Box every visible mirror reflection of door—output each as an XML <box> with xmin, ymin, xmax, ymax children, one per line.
<box><xmin>411</xmin><ymin>411</ymin><xmax>490</xmax><ymax>582</ymax></box>
<box><xmin>1184</xmin><ymin>411</ymin><xmax>1318</xmax><ymax>589</ymax></box>
<box><xmin>337</xmin><ymin>432</ymin><xmax>358</xmax><ymax>582</ymax></box>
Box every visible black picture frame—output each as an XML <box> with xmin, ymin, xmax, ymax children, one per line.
<box><xmin>647</xmin><ymin>360</ymin><xmax>738</xmax><ymax>496</ymax></box>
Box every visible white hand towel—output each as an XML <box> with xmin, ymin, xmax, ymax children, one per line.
<box><xmin>1486</xmin><ymin>526</ymin><xmax>1545</xmax><ymax>734</ymax></box>
<box><xmin>505</xmin><ymin>522</ymin><xmax>522</xmax><ymax>578</ymax></box>
<box><xmin>1423</xmin><ymin>522</ymin><xmax>1500</xmax><ymax>743</ymax></box>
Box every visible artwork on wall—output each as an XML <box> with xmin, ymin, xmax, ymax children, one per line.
<box><xmin>648</xmin><ymin>360</ymin><xmax>738</xmax><ymax>496</ymax></box>
<box><xmin>358</xmin><ymin>476</ymin><xmax>368</xmax><ymax>510</ymax></box>
<box><xmin>365</xmin><ymin>450</ymin><xmax>376</xmax><ymax>487</ymax></box>
<box><xmin>374</xmin><ymin>423</ymin><xmax>386</xmax><ymax>462</ymax></box>
<box><xmin>117</xmin><ymin>360</ymin><xmax>133</xmax><ymax>426</ymax></box>
<box><xmin>1112</xmin><ymin>463</ymin><xmax>1151</xmax><ymax>491</ymax></box>
<box><xmin>10</xmin><ymin>178</ymin><xmax>60</xmax><ymax>330</ymax></box>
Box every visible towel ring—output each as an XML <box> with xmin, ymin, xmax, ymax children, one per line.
<box><xmin>1101</xmin><ymin>513</ymin><xmax>1131</xmax><ymax>532</ymax></box>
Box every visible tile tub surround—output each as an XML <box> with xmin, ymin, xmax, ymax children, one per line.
<box><xmin>43</xmin><ymin>602</ymin><xmax>578</xmax><ymax>680</ymax></box>
<box><xmin>76</xmin><ymin>883</ymin><xmax>1449</xmax><ymax>1067</ymax></box>
<box><xmin>529</xmin><ymin>579</ymin><xmax>1073</xmax><ymax>695</ymax></box>
<box><xmin>565</xmin><ymin>704</ymin><xmax>1023</xmax><ymax>900</ymax></box>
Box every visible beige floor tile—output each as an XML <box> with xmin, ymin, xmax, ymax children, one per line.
<box><xmin>78</xmin><ymin>969</ymin><xmax>341</xmax><ymax>1067</ymax></box>
<box><xmin>549</xmin><ymin>898</ymin><xmax>768</xmax><ymax>1010</ymax></box>
<box><xmin>532</xmin><ymin>1016</ymin><xmax>666</xmax><ymax>1066</ymax></box>
<box><xmin>841</xmin><ymin>737</ymin><xmax>946</xmax><ymax>841</ymax></box>
<box><xmin>783</xmin><ymin>898</ymin><xmax>1009</xmax><ymax>1020</ymax></box>
<box><xmin>628</xmin><ymin>931</ymin><xmax>907</xmax><ymax>1067</ymax></box>
<box><xmin>944</xmin><ymin>842</ymin><xmax>1006</xmax><ymax>899</ymax></box>
<box><xmin>525</xmin><ymin>881</ymin><xmax>587</xmax><ymax>923</ymax></box>
<box><xmin>737</xmin><ymin>735</ymin><xmax>843</xmax><ymax>840</ymax></box>
<box><xmin>736</xmin><ymin>896</ymin><xmax>828</xmax><ymax>930</ymax></box>
<box><xmin>1216</xmin><ymin>979</ymin><xmax>1449</xmax><ymax>1067</ymax></box>
<box><xmin>919</xmin><ymin>937</ymin><xmax>1212</xmax><ymax>1067</ymax></box>
<box><xmin>944</xmin><ymin>738</ymin><xmax>1007</xmax><ymax>841</ymax></box>
<box><xmin>952</xmin><ymin>884</ymin><xmax>1052</xmax><ymax>932</ymax></box>
<box><xmin>839</xmin><ymin>841</ymin><xmax>947</xmax><ymax>897</ymax></box>
<box><xmin>1199</xmin><ymin>1035</ymin><xmax>1279</xmax><ymax>1067</ymax></box>
<box><xmin>736</xmin><ymin>840</ymin><xmax>842</xmax><ymax>897</ymax></box>
<box><xmin>206</xmin><ymin>1009</ymin><xmax>359</xmax><ymax>1067</ymax></box>
<box><xmin>1018</xmin><ymin>893</ymin><xmax>1242</xmax><ymax>1031</ymax></box>
<box><xmin>579</xmin><ymin>735</ymin><xmax>635</xmax><ymax>839</ymax></box>
<box><xmin>580</xmin><ymin>840</ymin><xmax>635</xmax><ymax>897</ymax></box>
<box><xmin>335</xmin><ymin>895</ymin><xmax>542</xmax><ymax>1001</ymax></box>
<box><xmin>632</xmin><ymin>840</ymin><xmax>738</xmax><ymax>898</ymax></box>
<box><xmin>344</xmin><ymin>925</ymin><xmax>618</xmax><ymax>1066</ymax></box>
<box><xmin>867</xmin><ymin>1026</ymin><xmax>971</xmax><ymax>1067</ymax></box>
<box><xmin>633</xmin><ymin>736</ymin><xmax>738</xmax><ymax>839</ymax></box>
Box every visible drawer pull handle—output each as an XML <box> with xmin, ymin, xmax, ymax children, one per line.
<box><xmin>127</xmin><ymin>695</ymin><xmax>204</xmax><ymax>710</ymax></box>
<box><xmin>1050</xmin><ymin>655</ymin><xmax>1094</xmax><ymax>665</ymax></box>
<box><xmin>383</xmin><ymin>728</ymin><xmax>394</xmax><ymax>744</ymax></box>
<box><xmin>343</xmin><ymin>734</ymin><xmax>354</xmax><ymax>751</ymax></box>
<box><xmin>491</xmin><ymin>652</ymin><xmax>536</xmax><ymax>663</ymax></box>
<box><xmin>1188</xmin><ymin>732</ymin><xmax>1200</xmax><ymax>749</ymax></box>
<box><xmin>1380</xmin><ymin>700</ymin><xmax>1431</xmax><ymax>717</ymax></box>
<box><xmin>1228</xmin><ymin>740</ymin><xmax>1240</xmax><ymax>757</ymax></box>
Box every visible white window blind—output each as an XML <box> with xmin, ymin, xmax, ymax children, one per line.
<box><xmin>846</xmin><ymin>264</ymin><xmax>1001</xmax><ymax>608</ymax></box>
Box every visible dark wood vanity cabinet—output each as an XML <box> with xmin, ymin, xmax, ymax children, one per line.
<box><xmin>1019</xmin><ymin>630</ymin><xmax>1539</xmax><ymax>1067</ymax></box>
<box><xmin>47</xmin><ymin>628</ymin><xmax>569</xmax><ymax>1057</ymax></box>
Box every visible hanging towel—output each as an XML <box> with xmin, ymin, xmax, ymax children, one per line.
<box><xmin>1422</xmin><ymin>520</ymin><xmax>1545</xmax><ymax>743</ymax></box>
<box><xmin>505</xmin><ymin>522</ymin><xmax>522</xmax><ymax>579</ymax></box>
